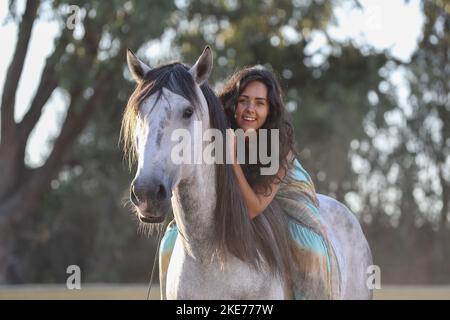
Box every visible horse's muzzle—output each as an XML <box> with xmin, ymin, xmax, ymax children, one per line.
<box><xmin>130</xmin><ymin>180</ymin><xmax>172</xmax><ymax>223</ymax></box>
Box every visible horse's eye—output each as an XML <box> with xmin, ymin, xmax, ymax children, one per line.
<box><xmin>183</xmin><ymin>107</ymin><xmax>194</xmax><ymax>119</ymax></box>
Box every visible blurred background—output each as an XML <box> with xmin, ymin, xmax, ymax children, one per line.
<box><xmin>0</xmin><ymin>0</ymin><xmax>449</xmax><ymax>299</ymax></box>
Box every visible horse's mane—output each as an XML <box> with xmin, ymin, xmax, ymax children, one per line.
<box><xmin>121</xmin><ymin>62</ymin><xmax>293</xmax><ymax>282</ymax></box>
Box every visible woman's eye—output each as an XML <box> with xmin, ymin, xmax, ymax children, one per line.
<box><xmin>183</xmin><ymin>107</ymin><xmax>194</xmax><ymax>119</ymax></box>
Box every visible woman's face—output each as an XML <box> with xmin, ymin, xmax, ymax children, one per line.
<box><xmin>235</xmin><ymin>81</ymin><xmax>269</xmax><ymax>132</ymax></box>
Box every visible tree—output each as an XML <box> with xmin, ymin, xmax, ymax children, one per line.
<box><xmin>351</xmin><ymin>0</ymin><xmax>449</xmax><ymax>283</ymax></box>
<box><xmin>0</xmin><ymin>0</ymin><xmax>176</xmax><ymax>283</ymax></box>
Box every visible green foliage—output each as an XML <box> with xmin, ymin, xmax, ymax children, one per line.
<box><xmin>351</xmin><ymin>0</ymin><xmax>450</xmax><ymax>283</ymax></box>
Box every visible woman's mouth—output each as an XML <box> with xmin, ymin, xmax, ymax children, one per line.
<box><xmin>242</xmin><ymin>116</ymin><xmax>256</xmax><ymax>122</ymax></box>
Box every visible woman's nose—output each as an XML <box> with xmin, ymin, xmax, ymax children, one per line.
<box><xmin>246</xmin><ymin>101</ymin><xmax>256</xmax><ymax>111</ymax></box>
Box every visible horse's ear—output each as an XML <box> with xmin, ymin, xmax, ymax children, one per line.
<box><xmin>189</xmin><ymin>46</ymin><xmax>213</xmax><ymax>86</ymax></box>
<box><xmin>126</xmin><ymin>48</ymin><xmax>151</xmax><ymax>82</ymax></box>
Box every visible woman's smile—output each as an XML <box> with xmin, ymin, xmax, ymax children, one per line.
<box><xmin>242</xmin><ymin>115</ymin><xmax>256</xmax><ymax>122</ymax></box>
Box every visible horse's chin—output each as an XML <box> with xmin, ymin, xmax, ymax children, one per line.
<box><xmin>135</xmin><ymin>201</ymin><xmax>168</xmax><ymax>224</ymax></box>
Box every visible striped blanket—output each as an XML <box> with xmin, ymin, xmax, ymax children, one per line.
<box><xmin>276</xmin><ymin>158</ymin><xmax>340</xmax><ymax>299</ymax></box>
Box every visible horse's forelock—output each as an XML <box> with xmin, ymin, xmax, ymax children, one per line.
<box><xmin>121</xmin><ymin>63</ymin><xmax>204</xmax><ymax>167</ymax></box>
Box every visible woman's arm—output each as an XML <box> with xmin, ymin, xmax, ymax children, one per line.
<box><xmin>232</xmin><ymin>162</ymin><xmax>285</xmax><ymax>219</ymax></box>
<box><xmin>227</xmin><ymin>129</ymin><xmax>288</xmax><ymax>219</ymax></box>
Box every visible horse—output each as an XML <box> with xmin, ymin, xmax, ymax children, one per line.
<box><xmin>122</xmin><ymin>46</ymin><xmax>373</xmax><ymax>299</ymax></box>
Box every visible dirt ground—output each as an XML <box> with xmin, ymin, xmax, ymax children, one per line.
<box><xmin>0</xmin><ymin>284</ymin><xmax>449</xmax><ymax>300</ymax></box>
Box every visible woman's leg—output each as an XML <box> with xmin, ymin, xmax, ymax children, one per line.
<box><xmin>287</xmin><ymin>220</ymin><xmax>331</xmax><ymax>299</ymax></box>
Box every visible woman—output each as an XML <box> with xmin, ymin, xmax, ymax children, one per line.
<box><xmin>222</xmin><ymin>65</ymin><xmax>304</xmax><ymax>219</ymax></box>
<box><xmin>160</xmin><ymin>66</ymin><xmax>337</xmax><ymax>299</ymax></box>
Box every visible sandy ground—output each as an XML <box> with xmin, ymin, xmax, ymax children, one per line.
<box><xmin>0</xmin><ymin>284</ymin><xmax>158</xmax><ymax>300</ymax></box>
<box><xmin>0</xmin><ymin>284</ymin><xmax>450</xmax><ymax>300</ymax></box>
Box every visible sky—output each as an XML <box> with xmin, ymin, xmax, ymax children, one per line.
<box><xmin>0</xmin><ymin>0</ymin><xmax>424</xmax><ymax>167</ymax></box>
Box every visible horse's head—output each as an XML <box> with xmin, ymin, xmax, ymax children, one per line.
<box><xmin>122</xmin><ymin>47</ymin><xmax>213</xmax><ymax>223</ymax></box>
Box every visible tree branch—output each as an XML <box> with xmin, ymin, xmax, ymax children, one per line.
<box><xmin>0</xmin><ymin>0</ymin><xmax>40</xmax><ymax>146</ymax></box>
<box><xmin>18</xmin><ymin>33</ymin><xmax>70</xmax><ymax>143</ymax></box>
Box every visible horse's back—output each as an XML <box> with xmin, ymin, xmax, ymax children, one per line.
<box><xmin>317</xmin><ymin>194</ymin><xmax>373</xmax><ymax>299</ymax></box>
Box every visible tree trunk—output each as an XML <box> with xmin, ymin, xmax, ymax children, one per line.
<box><xmin>0</xmin><ymin>66</ymin><xmax>111</xmax><ymax>282</ymax></box>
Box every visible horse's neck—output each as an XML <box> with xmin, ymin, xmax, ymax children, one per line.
<box><xmin>172</xmin><ymin>162</ymin><xmax>217</xmax><ymax>260</ymax></box>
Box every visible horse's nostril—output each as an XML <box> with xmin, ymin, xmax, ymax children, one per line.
<box><xmin>156</xmin><ymin>184</ymin><xmax>166</xmax><ymax>200</ymax></box>
<box><xmin>131</xmin><ymin>181</ymin><xmax>168</xmax><ymax>205</ymax></box>
<box><xmin>130</xmin><ymin>185</ymin><xmax>140</xmax><ymax>205</ymax></box>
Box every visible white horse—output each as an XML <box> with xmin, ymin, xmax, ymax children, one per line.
<box><xmin>123</xmin><ymin>47</ymin><xmax>373</xmax><ymax>299</ymax></box>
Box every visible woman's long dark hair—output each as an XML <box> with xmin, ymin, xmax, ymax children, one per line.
<box><xmin>219</xmin><ymin>66</ymin><xmax>298</xmax><ymax>195</ymax></box>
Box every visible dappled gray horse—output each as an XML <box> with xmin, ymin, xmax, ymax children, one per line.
<box><xmin>123</xmin><ymin>47</ymin><xmax>373</xmax><ymax>299</ymax></box>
